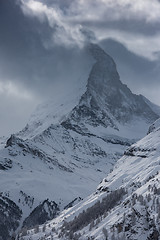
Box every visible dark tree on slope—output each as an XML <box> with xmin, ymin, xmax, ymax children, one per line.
<box><xmin>60</xmin><ymin>188</ymin><xmax>126</xmax><ymax>236</ymax></box>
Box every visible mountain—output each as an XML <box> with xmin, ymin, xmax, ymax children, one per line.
<box><xmin>22</xmin><ymin>118</ymin><xmax>160</xmax><ymax>240</ymax></box>
<box><xmin>17</xmin><ymin>44</ymin><xmax>158</xmax><ymax>141</ymax></box>
<box><xmin>141</xmin><ymin>95</ymin><xmax>160</xmax><ymax>117</ymax></box>
<box><xmin>0</xmin><ymin>44</ymin><xmax>159</xmax><ymax>239</ymax></box>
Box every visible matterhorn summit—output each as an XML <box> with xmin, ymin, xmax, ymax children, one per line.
<box><xmin>0</xmin><ymin>44</ymin><xmax>159</xmax><ymax>239</ymax></box>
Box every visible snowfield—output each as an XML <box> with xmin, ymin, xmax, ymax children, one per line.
<box><xmin>21</xmin><ymin>119</ymin><xmax>160</xmax><ymax>240</ymax></box>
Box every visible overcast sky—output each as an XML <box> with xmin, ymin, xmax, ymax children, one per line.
<box><xmin>0</xmin><ymin>0</ymin><xmax>160</xmax><ymax>136</ymax></box>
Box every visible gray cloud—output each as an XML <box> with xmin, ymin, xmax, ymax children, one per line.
<box><xmin>0</xmin><ymin>0</ymin><xmax>92</xmax><ymax>135</ymax></box>
<box><xmin>20</xmin><ymin>0</ymin><xmax>160</xmax><ymax>60</ymax></box>
<box><xmin>0</xmin><ymin>90</ymin><xmax>37</xmax><ymax>137</ymax></box>
<box><xmin>82</xmin><ymin>18</ymin><xmax>160</xmax><ymax>36</ymax></box>
<box><xmin>0</xmin><ymin>0</ymin><xmax>92</xmax><ymax>97</ymax></box>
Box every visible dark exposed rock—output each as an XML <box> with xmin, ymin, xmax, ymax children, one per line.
<box><xmin>64</xmin><ymin>197</ymin><xmax>83</xmax><ymax>210</ymax></box>
<box><xmin>23</xmin><ymin>199</ymin><xmax>59</xmax><ymax>229</ymax></box>
<box><xmin>5</xmin><ymin>135</ymin><xmax>17</xmax><ymax>148</ymax></box>
<box><xmin>0</xmin><ymin>195</ymin><xmax>22</xmax><ymax>240</ymax></box>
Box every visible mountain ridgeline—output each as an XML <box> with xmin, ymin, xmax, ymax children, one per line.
<box><xmin>0</xmin><ymin>44</ymin><xmax>159</xmax><ymax>240</ymax></box>
<box><xmin>62</xmin><ymin>44</ymin><xmax>158</xmax><ymax>134</ymax></box>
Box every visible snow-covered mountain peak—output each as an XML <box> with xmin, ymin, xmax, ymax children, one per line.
<box><xmin>88</xmin><ymin>43</ymin><xmax>116</xmax><ymax>66</ymax></box>
<box><xmin>17</xmin><ymin>44</ymin><xmax>159</xmax><ymax>141</ymax></box>
<box><xmin>87</xmin><ymin>43</ymin><xmax>120</xmax><ymax>93</ymax></box>
<box><xmin>62</xmin><ymin>45</ymin><xmax>159</xmax><ymax>141</ymax></box>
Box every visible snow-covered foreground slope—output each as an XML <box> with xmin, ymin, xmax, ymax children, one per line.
<box><xmin>20</xmin><ymin>118</ymin><xmax>160</xmax><ymax>240</ymax></box>
<box><xmin>0</xmin><ymin>44</ymin><xmax>159</xmax><ymax>239</ymax></box>
<box><xmin>0</xmin><ymin>127</ymin><xmax>126</xmax><ymax>237</ymax></box>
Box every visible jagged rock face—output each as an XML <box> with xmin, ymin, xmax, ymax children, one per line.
<box><xmin>87</xmin><ymin>44</ymin><xmax>120</xmax><ymax>92</ymax></box>
<box><xmin>0</xmin><ymin>195</ymin><xmax>22</xmax><ymax>240</ymax></box>
<box><xmin>23</xmin><ymin>199</ymin><xmax>59</xmax><ymax>228</ymax></box>
<box><xmin>69</xmin><ymin>44</ymin><xmax>158</xmax><ymax>127</ymax></box>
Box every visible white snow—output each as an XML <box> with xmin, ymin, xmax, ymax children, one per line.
<box><xmin>22</xmin><ymin>118</ymin><xmax>160</xmax><ymax>240</ymax></box>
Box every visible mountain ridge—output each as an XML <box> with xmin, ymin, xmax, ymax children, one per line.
<box><xmin>22</xmin><ymin>117</ymin><xmax>160</xmax><ymax>240</ymax></box>
<box><xmin>17</xmin><ymin>44</ymin><xmax>158</xmax><ymax>140</ymax></box>
<box><xmin>0</xmin><ymin>44</ymin><xmax>159</xmax><ymax>239</ymax></box>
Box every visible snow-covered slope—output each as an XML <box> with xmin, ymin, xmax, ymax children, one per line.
<box><xmin>142</xmin><ymin>95</ymin><xmax>160</xmax><ymax>117</ymax></box>
<box><xmin>22</xmin><ymin>118</ymin><xmax>160</xmax><ymax>240</ymax></box>
<box><xmin>17</xmin><ymin>77</ymin><xmax>89</xmax><ymax>140</ymax></box>
<box><xmin>0</xmin><ymin>44</ymin><xmax>159</xmax><ymax>239</ymax></box>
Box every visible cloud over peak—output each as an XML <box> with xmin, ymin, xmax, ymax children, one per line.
<box><xmin>20</xmin><ymin>0</ymin><xmax>160</xmax><ymax>60</ymax></box>
<box><xmin>20</xmin><ymin>0</ymin><xmax>94</xmax><ymax>48</ymax></box>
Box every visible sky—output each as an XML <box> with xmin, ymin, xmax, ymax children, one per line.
<box><xmin>0</xmin><ymin>0</ymin><xmax>160</xmax><ymax>136</ymax></box>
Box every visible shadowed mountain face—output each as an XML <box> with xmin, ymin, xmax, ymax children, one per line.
<box><xmin>85</xmin><ymin>44</ymin><xmax>158</xmax><ymax>123</ymax></box>
<box><xmin>62</xmin><ymin>44</ymin><xmax>158</xmax><ymax>134</ymax></box>
<box><xmin>0</xmin><ymin>44</ymin><xmax>159</xmax><ymax>239</ymax></box>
